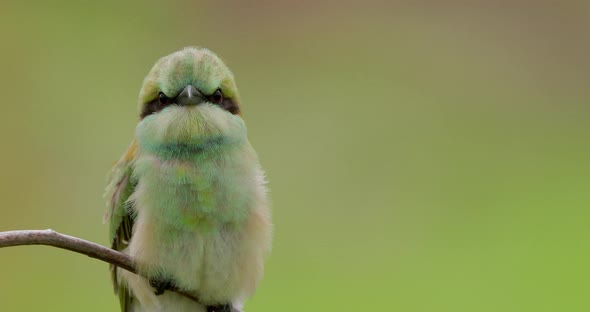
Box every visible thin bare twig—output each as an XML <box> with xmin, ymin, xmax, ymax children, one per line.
<box><xmin>0</xmin><ymin>229</ymin><xmax>136</xmax><ymax>272</ymax></box>
<box><xmin>0</xmin><ymin>229</ymin><xmax>243</xmax><ymax>312</ymax></box>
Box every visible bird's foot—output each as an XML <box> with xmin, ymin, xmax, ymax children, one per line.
<box><xmin>149</xmin><ymin>278</ymin><xmax>174</xmax><ymax>295</ymax></box>
<box><xmin>206</xmin><ymin>304</ymin><xmax>232</xmax><ymax>312</ymax></box>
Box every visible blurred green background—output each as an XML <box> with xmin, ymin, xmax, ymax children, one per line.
<box><xmin>1</xmin><ymin>1</ymin><xmax>589</xmax><ymax>311</ymax></box>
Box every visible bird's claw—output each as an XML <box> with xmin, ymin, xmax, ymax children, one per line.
<box><xmin>149</xmin><ymin>278</ymin><xmax>174</xmax><ymax>295</ymax></box>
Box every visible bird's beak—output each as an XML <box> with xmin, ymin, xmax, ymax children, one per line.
<box><xmin>176</xmin><ymin>85</ymin><xmax>206</xmax><ymax>106</ymax></box>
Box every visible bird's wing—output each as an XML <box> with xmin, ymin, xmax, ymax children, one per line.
<box><xmin>103</xmin><ymin>139</ymin><xmax>138</xmax><ymax>312</ymax></box>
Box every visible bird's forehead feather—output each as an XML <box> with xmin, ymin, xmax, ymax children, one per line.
<box><xmin>158</xmin><ymin>48</ymin><xmax>230</xmax><ymax>93</ymax></box>
<box><xmin>139</xmin><ymin>47</ymin><xmax>236</xmax><ymax>105</ymax></box>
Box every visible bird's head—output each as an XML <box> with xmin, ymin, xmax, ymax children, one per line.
<box><xmin>135</xmin><ymin>47</ymin><xmax>246</xmax><ymax>157</ymax></box>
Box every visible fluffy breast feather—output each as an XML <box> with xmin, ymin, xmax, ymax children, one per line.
<box><xmin>125</xmin><ymin>137</ymin><xmax>271</xmax><ymax>305</ymax></box>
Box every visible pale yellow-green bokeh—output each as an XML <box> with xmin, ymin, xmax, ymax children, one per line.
<box><xmin>0</xmin><ymin>1</ymin><xmax>589</xmax><ymax>311</ymax></box>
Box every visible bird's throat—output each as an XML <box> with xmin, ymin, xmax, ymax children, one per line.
<box><xmin>146</xmin><ymin>136</ymin><xmax>230</xmax><ymax>159</ymax></box>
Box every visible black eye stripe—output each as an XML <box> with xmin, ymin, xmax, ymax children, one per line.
<box><xmin>141</xmin><ymin>99</ymin><xmax>159</xmax><ymax>118</ymax></box>
<box><xmin>207</xmin><ymin>90</ymin><xmax>240</xmax><ymax>115</ymax></box>
<box><xmin>220</xmin><ymin>98</ymin><xmax>240</xmax><ymax>115</ymax></box>
<box><xmin>140</xmin><ymin>90</ymin><xmax>241</xmax><ymax>119</ymax></box>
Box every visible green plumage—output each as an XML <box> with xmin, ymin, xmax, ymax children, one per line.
<box><xmin>104</xmin><ymin>47</ymin><xmax>271</xmax><ymax>312</ymax></box>
<box><xmin>105</xmin><ymin>144</ymin><xmax>137</xmax><ymax>312</ymax></box>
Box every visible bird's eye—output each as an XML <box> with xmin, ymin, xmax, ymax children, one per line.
<box><xmin>158</xmin><ymin>92</ymin><xmax>171</xmax><ymax>106</ymax></box>
<box><xmin>210</xmin><ymin>89</ymin><xmax>224</xmax><ymax>104</ymax></box>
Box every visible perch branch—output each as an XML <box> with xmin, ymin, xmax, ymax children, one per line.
<box><xmin>0</xmin><ymin>229</ymin><xmax>243</xmax><ymax>312</ymax></box>
<box><xmin>0</xmin><ymin>229</ymin><xmax>136</xmax><ymax>272</ymax></box>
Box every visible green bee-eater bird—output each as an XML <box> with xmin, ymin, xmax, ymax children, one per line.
<box><xmin>103</xmin><ymin>47</ymin><xmax>272</xmax><ymax>312</ymax></box>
